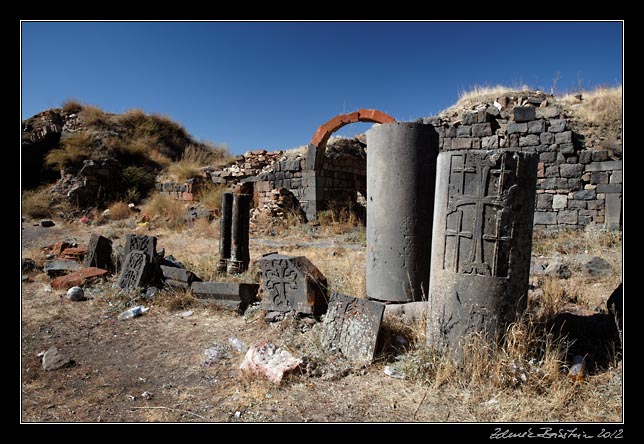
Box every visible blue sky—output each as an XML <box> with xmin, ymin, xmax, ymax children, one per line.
<box><xmin>21</xmin><ymin>21</ymin><xmax>623</xmax><ymax>155</ymax></box>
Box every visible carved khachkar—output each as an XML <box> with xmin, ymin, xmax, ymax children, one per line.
<box><xmin>320</xmin><ymin>292</ymin><xmax>385</xmax><ymax>364</ymax></box>
<box><xmin>217</xmin><ymin>192</ymin><xmax>233</xmax><ymax>273</ymax></box>
<box><xmin>427</xmin><ymin>150</ymin><xmax>538</xmax><ymax>357</ymax></box>
<box><xmin>257</xmin><ymin>253</ymin><xmax>328</xmax><ymax>315</ymax></box>
<box><xmin>227</xmin><ymin>194</ymin><xmax>251</xmax><ymax>274</ymax></box>
<box><xmin>124</xmin><ymin>234</ymin><xmax>157</xmax><ymax>261</ymax></box>
<box><xmin>117</xmin><ymin>250</ymin><xmax>152</xmax><ymax>289</ymax></box>
<box><xmin>366</xmin><ymin>122</ymin><xmax>439</xmax><ymax>302</ymax></box>
<box><xmin>83</xmin><ymin>233</ymin><xmax>113</xmax><ymax>271</ymax></box>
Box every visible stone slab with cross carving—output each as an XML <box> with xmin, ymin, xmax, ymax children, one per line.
<box><xmin>427</xmin><ymin>150</ymin><xmax>538</xmax><ymax>357</ymax></box>
<box><xmin>257</xmin><ymin>253</ymin><xmax>328</xmax><ymax>315</ymax></box>
<box><xmin>320</xmin><ymin>292</ymin><xmax>385</xmax><ymax>364</ymax></box>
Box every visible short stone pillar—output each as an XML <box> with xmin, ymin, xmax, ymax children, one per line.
<box><xmin>427</xmin><ymin>150</ymin><xmax>538</xmax><ymax>356</ymax></box>
<box><xmin>217</xmin><ymin>192</ymin><xmax>233</xmax><ymax>273</ymax></box>
<box><xmin>366</xmin><ymin>122</ymin><xmax>438</xmax><ymax>302</ymax></box>
<box><xmin>227</xmin><ymin>193</ymin><xmax>251</xmax><ymax>274</ymax></box>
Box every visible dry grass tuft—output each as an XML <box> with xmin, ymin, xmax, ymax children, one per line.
<box><xmin>61</xmin><ymin>98</ymin><xmax>83</xmax><ymax>114</ymax></box>
<box><xmin>154</xmin><ymin>287</ymin><xmax>198</xmax><ymax>311</ymax></box>
<box><xmin>79</xmin><ymin>104</ymin><xmax>108</xmax><ymax>126</ymax></box>
<box><xmin>447</xmin><ymin>84</ymin><xmax>530</xmax><ymax>112</ymax></box>
<box><xmin>560</xmin><ymin>86</ymin><xmax>622</xmax><ymax>128</ymax></box>
<box><xmin>143</xmin><ymin>193</ymin><xmax>187</xmax><ymax>231</ymax></box>
<box><xmin>22</xmin><ymin>189</ymin><xmax>52</xmax><ymax>218</ymax></box>
<box><xmin>196</xmin><ymin>183</ymin><xmax>229</xmax><ymax>214</ymax></box>
<box><xmin>107</xmin><ymin>201</ymin><xmax>131</xmax><ymax>220</ymax></box>
<box><xmin>165</xmin><ymin>145</ymin><xmax>216</xmax><ymax>181</ymax></box>
<box><xmin>45</xmin><ymin>131</ymin><xmax>94</xmax><ymax>170</ymax></box>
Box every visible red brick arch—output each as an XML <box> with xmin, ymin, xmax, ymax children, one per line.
<box><xmin>309</xmin><ymin>109</ymin><xmax>396</xmax><ymax>150</ymax></box>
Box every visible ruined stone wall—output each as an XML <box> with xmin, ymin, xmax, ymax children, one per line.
<box><xmin>425</xmin><ymin>95</ymin><xmax>622</xmax><ymax>231</ymax></box>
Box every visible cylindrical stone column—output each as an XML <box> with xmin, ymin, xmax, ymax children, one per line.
<box><xmin>227</xmin><ymin>193</ymin><xmax>251</xmax><ymax>274</ymax></box>
<box><xmin>366</xmin><ymin>122</ymin><xmax>438</xmax><ymax>302</ymax></box>
<box><xmin>217</xmin><ymin>192</ymin><xmax>233</xmax><ymax>273</ymax></box>
<box><xmin>427</xmin><ymin>150</ymin><xmax>538</xmax><ymax>357</ymax></box>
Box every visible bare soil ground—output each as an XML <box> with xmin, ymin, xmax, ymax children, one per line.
<box><xmin>20</xmin><ymin>216</ymin><xmax>623</xmax><ymax>424</ymax></box>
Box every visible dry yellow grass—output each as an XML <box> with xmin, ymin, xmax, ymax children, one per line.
<box><xmin>79</xmin><ymin>104</ymin><xmax>108</xmax><ymax>126</ymax></box>
<box><xmin>61</xmin><ymin>98</ymin><xmax>83</xmax><ymax>114</ymax></box>
<box><xmin>165</xmin><ymin>145</ymin><xmax>214</xmax><ymax>181</ymax></box>
<box><xmin>447</xmin><ymin>84</ymin><xmax>530</xmax><ymax>112</ymax></box>
<box><xmin>143</xmin><ymin>193</ymin><xmax>187</xmax><ymax>230</ymax></box>
<box><xmin>45</xmin><ymin>132</ymin><xmax>94</xmax><ymax>170</ymax></box>
<box><xmin>196</xmin><ymin>183</ymin><xmax>229</xmax><ymax>213</ymax></box>
<box><xmin>22</xmin><ymin>189</ymin><xmax>52</xmax><ymax>218</ymax></box>
<box><xmin>107</xmin><ymin>201</ymin><xmax>131</xmax><ymax>220</ymax></box>
<box><xmin>560</xmin><ymin>85</ymin><xmax>622</xmax><ymax>128</ymax></box>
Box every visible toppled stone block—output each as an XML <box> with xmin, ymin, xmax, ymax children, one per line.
<box><xmin>44</xmin><ymin>259</ymin><xmax>82</xmax><ymax>278</ymax></box>
<box><xmin>191</xmin><ymin>281</ymin><xmax>259</xmax><ymax>312</ymax></box>
<box><xmin>160</xmin><ymin>265</ymin><xmax>200</xmax><ymax>284</ymax></box>
<box><xmin>240</xmin><ymin>341</ymin><xmax>302</xmax><ymax>384</ymax></box>
<box><xmin>84</xmin><ymin>234</ymin><xmax>113</xmax><ymax>270</ymax></box>
<box><xmin>124</xmin><ymin>234</ymin><xmax>157</xmax><ymax>260</ymax></box>
<box><xmin>320</xmin><ymin>293</ymin><xmax>385</xmax><ymax>364</ymax></box>
<box><xmin>117</xmin><ymin>250</ymin><xmax>153</xmax><ymax>289</ymax></box>
<box><xmin>583</xmin><ymin>256</ymin><xmax>612</xmax><ymax>277</ymax></box>
<box><xmin>50</xmin><ymin>267</ymin><xmax>109</xmax><ymax>290</ymax></box>
<box><xmin>59</xmin><ymin>247</ymin><xmax>86</xmax><ymax>261</ymax></box>
<box><xmin>257</xmin><ymin>253</ymin><xmax>328</xmax><ymax>315</ymax></box>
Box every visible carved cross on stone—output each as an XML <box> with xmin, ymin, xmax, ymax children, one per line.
<box><xmin>264</xmin><ymin>259</ymin><xmax>298</xmax><ymax>308</ymax></box>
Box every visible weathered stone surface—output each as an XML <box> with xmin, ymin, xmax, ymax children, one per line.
<box><xmin>428</xmin><ymin>150</ymin><xmax>538</xmax><ymax>356</ymax></box>
<box><xmin>513</xmin><ymin>106</ymin><xmax>535</xmax><ymax>122</ymax></box>
<box><xmin>366</xmin><ymin>122</ymin><xmax>438</xmax><ymax>302</ymax></box>
<box><xmin>117</xmin><ymin>250</ymin><xmax>152</xmax><ymax>289</ymax></box>
<box><xmin>585</xmin><ymin>161</ymin><xmax>622</xmax><ymax>172</ymax></box>
<box><xmin>217</xmin><ymin>192</ymin><xmax>233</xmax><ymax>272</ymax></box>
<box><xmin>597</xmin><ymin>184</ymin><xmax>622</xmax><ymax>193</ymax></box>
<box><xmin>257</xmin><ymin>253</ymin><xmax>327</xmax><ymax>314</ymax></box>
<box><xmin>592</xmin><ymin>150</ymin><xmax>609</xmax><ymax>162</ymax></box>
<box><xmin>560</xmin><ymin>164</ymin><xmax>584</xmax><ymax>178</ymax></box>
<box><xmin>534</xmin><ymin>211</ymin><xmax>557</xmax><ymax>225</ymax></box>
<box><xmin>605</xmin><ymin>193</ymin><xmax>622</xmax><ymax>230</ymax></box>
<box><xmin>557</xmin><ymin>210</ymin><xmax>578</xmax><ymax>225</ymax></box>
<box><xmin>160</xmin><ymin>265</ymin><xmax>199</xmax><ymax>284</ymax></box>
<box><xmin>472</xmin><ymin>123</ymin><xmax>492</xmax><ymax>137</ymax></box>
<box><xmin>190</xmin><ymin>281</ymin><xmax>259</xmax><ymax>312</ymax></box>
<box><xmin>528</xmin><ymin>120</ymin><xmax>545</xmax><ymax>134</ymax></box>
<box><xmin>545</xmin><ymin>262</ymin><xmax>571</xmax><ymax>279</ymax></box>
<box><xmin>42</xmin><ymin>346</ymin><xmax>72</xmax><ymax>371</ymax></box>
<box><xmin>536</xmin><ymin>194</ymin><xmax>553</xmax><ymax>209</ymax></box>
<box><xmin>383</xmin><ymin>301</ymin><xmax>429</xmax><ymax>325</ymax></box>
<box><xmin>456</xmin><ymin>125</ymin><xmax>471</xmax><ymax>137</ymax></box>
<box><xmin>535</xmin><ymin>106</ymin><xmax>560</xmax><ymax>119</ymax></box>
<box><xmin>572</xmin><ymin>190</ymin><xmax>596</xmax><ymax>200</ymax></box>
<box><xmin>451</xmin><ymin>137</ymin><xmax>472</xmax><ymax>149</ymax></box>
<box><xmin>583</xmin><ymin>256</ymin><xmax>612</xmax><ymax>277</ymax></box>
<box><xmin>481</xmin><ymin>135</ymin><xmax>499</xmax><ymax>149</ymax></box>
<box><xmin>554</xmin><ymin>131</ymin><xmax>573</xmax><ymax>144</ymax></box>
<box><xmin>227</xmin><ymin>194</ymin><xmax>251</xmax><ymax>274</ymax></box>
<box><xmin>610</xmin><ymin>170</ymin><xmax>622</xmax><ymax>184</ymax></box>
<box><xmin>44</xmin><ymin>259</ymin><xmax>82</xmax><ymax>277</ymax></box>
<box><xmin>124</xmin><ymin>234</ymin><xmax>157</xmax><ymax>260</ymax></box>
<box><xmin>164</xmin><ymin>279</ymin><xmax>190</xmax><ymax>289</ymax></box>
<box><xmin>506</xmin><ymin>122</ymin><xmax>527</xmax><ymax>134</ymax></box>
<box><xmin>320</xmin><ymin>293</ymin><xmax>385</xmax><ymax>364</ymax></box>
<box><xmin>552</xmin><ymin>194</ymin><xmax>568</xmax><ymax>209</ymax></box>
<box><xmin>578</xmin><ymin>150</ymin><xmax>593</xmax><ymax>164</ymax></box>
<box><xmin>50</xmin><ymin>267</ymin><xmax>109</xmax><ymax>290</ymax></box>
<box><xmin>83</xmin><ymin>234</ymin><xmax>113</xmax><ymax>270</ymax></box>
<box><xmin>548</xmin><ymin>119</ymin><xmax>567</xmax><ymax>133</ymax></box>
<box><xmin>240</xmin><ymin>341</ymin><xmax>302</xmax><ymax>384</ymax></box>
<box><xmin>519</xmin><ymin>134</ymin><xmax>540</xmax><ymax>147</ymax></box>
